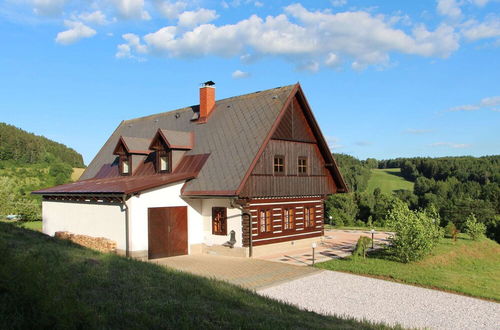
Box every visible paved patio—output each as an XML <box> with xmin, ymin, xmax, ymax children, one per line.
<box><xmin>257</xmin><ymin>229</ymin><xmax>391</xmax><ymax>266</ymax></box>
<box><xmin>153</xmin><ymin>254</ymin><xmax>321</xmax><ymax>290</ymax></box>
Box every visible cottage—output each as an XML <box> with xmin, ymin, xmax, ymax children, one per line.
<box><xmin>34</xmin><ymin>83</ymin><xmax>347</xmax><ymax>259</ymax></box>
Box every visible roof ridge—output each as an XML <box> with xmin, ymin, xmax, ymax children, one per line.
<box><xmin>123</xmin><ymin>84</ymin><xmax>296</xmax><ymax>124</ymax></box>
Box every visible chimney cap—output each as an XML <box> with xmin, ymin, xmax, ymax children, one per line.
<box><xmin>202</xmin><ymin>80</ymin><xmax>215</xmax><ymax>87</ymax></box>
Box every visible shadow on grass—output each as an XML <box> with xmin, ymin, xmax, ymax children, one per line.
<box><xmin>0</xmin><ymin>222</ymin><xmax>395</xmax><ymax>329</ymax></box>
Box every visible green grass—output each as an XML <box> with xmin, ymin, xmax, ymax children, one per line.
<box><xmin>325</xmin><ymin>224</ymin><xmax>391</xmax><ymax>232</ymax></box>
<box><xmin>0</xmin><ymin>223</ymin><xmax>396</xmax><ymax>329</ymax></box>
<box><xmin>366</xmin><ymin>168</ymin><xmax>414</xmax><ymax>194</ymax></box>
<box><xmin>316</xmin><ymin>236</ymin><xmax>500</xmax><ymax>301</ymax></box>
<box><xmin>0</xmin><ymin>220</ymin><xmax>42</xmax><ymax>231</ymax></box>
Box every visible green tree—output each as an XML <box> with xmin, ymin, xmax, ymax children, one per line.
<box><xmin>464</xmin><ymin>214</ymin><xmax>486</xmax><ymax>240</ymax></box>
<box><xmin>386</xmin><ymin>201</ymin><xmax>443</xmax><ymax>263</ymax></box>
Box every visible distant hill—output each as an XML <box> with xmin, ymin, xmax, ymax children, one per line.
<box><xmin>0</xmin><ymin>122</ymin><xmax>84</xmax><ymax>167</ymax></box>
<box><xmin>0</xmin><ymin>122</ymin><xmax>85</xmax><ymax>220</ymax></box>
<box><xmin>366</xmin><ymin>168</ymin><xmax>414</xmax><ymax>194</ymax></box>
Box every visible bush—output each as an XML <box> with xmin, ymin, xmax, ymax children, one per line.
<box><xmin>352</xmin><ymin>236</ymin><xmax>372</xmax><ymax>258</ymax></box>
<box><xmin>386</xmin><ymin>201</ymin><xmax>443</xmax><ymax>263</ymax></box>
<box><xmin>464</xmin><ymin>214</ymin><xmax>486</xmax><ymax>240</ymax></box>
<box><xmin>444</xmin><ymin>221</ymin><xmax>456</xmax><ymax>238</ymax></box>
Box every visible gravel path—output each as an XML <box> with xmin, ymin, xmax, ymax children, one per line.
<box><xmin>258</xmin><ymin>271</ymin><xmax>500</xmax><ymax>329</ymax></box>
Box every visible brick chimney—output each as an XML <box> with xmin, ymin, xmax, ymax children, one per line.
<box><xmin>199</xmin><ymin>81</ymin><xmax>215</xmax><ymax>122</ymax></box>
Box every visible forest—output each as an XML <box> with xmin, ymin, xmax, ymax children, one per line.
<box><xmin>0</xmin><ymin>123</ymin><xmax>84</xmax><ymax>220</ymax></box>
<box><xmin>329</xmin><ymin>154</ymin><xmax>500</xmax><ymax>243</ymax></box>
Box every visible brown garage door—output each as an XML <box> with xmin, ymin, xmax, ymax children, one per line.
<box><xmin>148</xmin><ymin>206</ymin><xmax>188</xmax><ymax>259</ymax></box>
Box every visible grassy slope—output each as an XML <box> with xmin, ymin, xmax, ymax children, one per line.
<box><xmin>316</xmin><ymin>236</ymin><xmax>500</xmax><ymax>301</ymax></box>
<box><xmin>366</xmin><ymin>169</ymin><xmax>414</xmax><ymax>194</ymax></box>
<box><xmin>0</xmin><ymin>223</ymin><xmax>394</xmax><ymax>329</ymax></box>
<box><xmin>71</xmin><ymin>168</ymin><xmax>85</xmax><ymax>181</ymax></box>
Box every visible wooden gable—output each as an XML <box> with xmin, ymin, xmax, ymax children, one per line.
<box><xmin>272</xmin><ymin>96</ymin><xmax>316</xmax><ymax>143</ymax></box>
<box><xmin>113</xmin><ymin>138</ymin><xmax>127</xmax><ymax>156</ymax></box>
<box><xmin>238</xmin><ymin>86</ymin><xmax>347</xmax><ymax>198</ymax></box>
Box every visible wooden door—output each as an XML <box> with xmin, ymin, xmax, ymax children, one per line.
<box><xmin>148</xmin><ymin>206</ymin><xmax>188</xmax><ymax>259</ymax></box>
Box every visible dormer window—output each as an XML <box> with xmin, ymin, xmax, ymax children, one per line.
<box><xmin>157</xmin><ymin>151</ymin><xmax>171</xmax><ymax>173</ymax></box>
<box><xmin>120</xmin><ymin>155</ymin><xmax>131</xmax><ymax>175</ymax></box>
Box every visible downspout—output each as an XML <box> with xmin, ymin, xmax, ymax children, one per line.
<box><xmin>122</xmin><ymin>194</ymin><xmax>130</xmax><ymax>257</ymax></box>
<box><xmin>231</xmin><ymin>199</ymin><xmax>253</xmax><ymax>258</ymax></box>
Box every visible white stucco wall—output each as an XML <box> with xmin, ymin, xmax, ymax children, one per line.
<box><xmin>42</xmin><ymin>200</ymin><xmax>126</xmax><ymax>250</ymax></box>
<box><xmin>127</xmin><ymin>182</ymin><xmax>203</xmax><ymax>254</ymax></box>
<box><xmin>201</xmin><ymin>199</ymin><xmax>243</xmax><ymax>248</ymax></box>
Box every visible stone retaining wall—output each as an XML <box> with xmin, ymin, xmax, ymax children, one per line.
<box><xmin>55</xmin><ymin>231</ymin><xmax>117</xmax><ymax>253</ymax></box>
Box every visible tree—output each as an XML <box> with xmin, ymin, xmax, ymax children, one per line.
<box><xmin>386</xmin><ymin>201</ymin><xmax>443</xmax><ymax>263</ymax></box>
<box><xmin>464</xmin><ymin>214</ymin><xmax>486</xmax><ymax>240</ymax></box>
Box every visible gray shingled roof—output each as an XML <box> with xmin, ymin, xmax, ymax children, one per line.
<box><xmin>80</xmin><ymin>84</ymin><xmax>296</xmax><ymax>195</ymax></box>
<box><xmin>121</xmin><ymin>137</ymin><xmax>151</xmax><ymax>153</ymax></box>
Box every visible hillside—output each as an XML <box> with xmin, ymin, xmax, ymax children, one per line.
<box><xmin>366</xmin><ymin>169</ymin><xmax>414</xmax><ymax>194</ymax></box>
<box><xmin>0</xmin><ymin>223</ymin><xmax>391</xmax><ymax>329</ymax></box>
<box><xmin>0</xmin><ymin>122</ymin><xmax>84</xmax><ymax>167</ymax></box>
<box><xmin>0</xmin><ymin>122</ymin><xmax>86</xmax><ymax>220</ymax></box>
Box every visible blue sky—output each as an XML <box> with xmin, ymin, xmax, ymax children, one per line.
<box><xmin>1</xmin><ymin>0</ymin><xmax>499</xmax><ymax>165</ymax></box>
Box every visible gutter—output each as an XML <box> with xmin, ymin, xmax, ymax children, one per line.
<box><xmin>122</xmin><ymin>194</ymin><xmax>130</xmax><ymax>257</ymax></box>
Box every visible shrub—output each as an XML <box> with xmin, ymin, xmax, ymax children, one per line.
<box><xmin>352</xmin><ymin>236</ymin><xmax>372</xmax><ymax>258</ymax></box>
<box><xmin>464</xmin><ymin>214</ymin><xmax>486</xmax><ymax>240</ymax></box>
<box><xmin>444</xmin><ymin>221</ymin><xmax>456</xmax><ymax>238</ymax></box>
<box><xmin>386</xmin><ymin>201</ymin><xmax>443</xmax><ymax>263</ymax></box>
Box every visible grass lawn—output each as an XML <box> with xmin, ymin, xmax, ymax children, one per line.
<box><xmin>0</xmin><ymin>223</ymin><xmax>395</xmax><ymax>329</ymax></box>
<box><xmin>0</xmin><ymin>220</ymin><xmax>42</xmax><ymax>231</ymax></box>
<box><xmin>71</xmin><ymin>167</ymin><xmax>85</xmax><ymax>181</ymax></box>
<box><xmin>366</xmin><ymin>169</ymin><xmax>414</xmax><ymax>194</ymax></box>
<box><xmin>316</xmin><ymin>236</ymin><xmax>500</xmax><ymax>301</ymax></box>
<box><xmin>325</xmin><ymin>224</ymin><xmax>391</xmax><ymax>232</ymax></box>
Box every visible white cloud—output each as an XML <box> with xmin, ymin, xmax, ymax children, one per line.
<box><xmin>448</xmin><ymin>95</ymin><xmax>500</xmax><ymax>111</ymax></box>
<box><xmin>462</xmin><ymin>17</ymin><xmax>500</xmax><ymax>41</ymax></box>
<box><xmin>116</xmin><ymin>33</ymin><xmax>148</xmax><ymax>58</ymax></box>
<box><xmin>112</xmin><ymin>0</ymin><xmax>150</xmax><ymax>20</ymax></box>
<box><xmin>325</xmin><ymin>52</ymin><xmax>341</xmax><ymax>67</ymax></box>
<box><xmin>178</xmin><ymin>9</ymin><xmax>219</xmax><ymax>27</ymax></box>
<box><xmin>298</xmin><ymin>61</ymin><xmax>320</xmax><ymax>72</ymax></box>
<box><xmin>437</xmin><ymin>0</ymin><xmax>462</xmax><ymax>19</ymax></box>
<box><xmin>55</xmin><ymin>20</ymin><xmax>96</xmax><ymax>45</ymax></box>
<box><xmin>404</xmin><ymin>129</ymin><xmax>433</xmax><ymax>134</ymax></box>
<box><xmin>78</xmin><ymin>10</ymin><xmax>110</xmax><ymax>25</ymax></box>
<box><xmin>326</xmin><ymin>136</ymin><xmax>344</xmax><ymax>150</ymax></box>
<box><xmin>331</xmin><ymin>0</ymin><xmax>347</xmax><ymax>7</ymax></box>
<box><xmin>254</xmin><ymin>1</ymin><xmax>263</xmax><ymax>7</ymax></box>
<box><xmin>157</xmin><ymin>1</ymin><xmax>187</xmax><ymax>19</ymax></box>
<box><xmin>231</xmin><ymin>70</ymin><xmax>250</xmax><ymax>79</ymax></box>
<box><xmin>33</xmin><ymin>0</ymin><xmax>67</xmax><ymax>17</ymax></box>
<box><xmin>480</xmin><ymin>96</ymin><xmax>500</xmax><ymax>107</ymax></box>
<box><xmin>468</xmin><ymin>0</ymin><xmax>491</xmax><ymax>6</ymax></box>
<box><xmin>431</xmin><ymin>142</ymin><xmax>471</xmax><ymax>148</ymax></box>
<box><xmin>449</xmin><ymin>104</ymin><xmax>480</xmax><ymax>111</ymax></box>
<box><xmin>136</xmin><ymin>4</ymin><xmax>459</xmax><ymax>70</ymax></box>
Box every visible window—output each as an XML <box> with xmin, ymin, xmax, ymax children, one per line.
<box><xmin>304</xmin><ymin>206</ymin><xmax>315</xmax><ymax>228</ymax></box>
<box><xmin>298</xmin><ymin>157</ymin><xmax>307</xmax><ymax>174</ymax></box>
<box><xmin>259</xmin><ymin>209</ymin><xmax>272</xmax><ymax>233</ymax></box>
<box><xmin>212</xmin><ymin>207</ymin><xmax>227</xmax><ymax>235</ymax></box>
<box><xmin>157</xmin><ymin>151</ymin><xmax>171</xmax><ymax>173</ymax></box>
<box><xmin>120</xmin><ymin>156</ymin><xmax>130</xmax><ymax>175</ymax></box>
<box><xmin>274</xmin><ymin>155</ymin><xmax>285</xmax><ymax>174</ymax></box>
<box><xmin>283</xmin><ymin>208</ymin><xmax>295</xmax><ymax>230</ymax></box>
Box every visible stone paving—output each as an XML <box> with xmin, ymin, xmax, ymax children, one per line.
<box><xmin>154</xmin><ymin>254</ymin><xmax>321</xmax><ymax>290</ymax></box>
<box><xmin>257</xmin><ymin>229</ymin><xmax>391</xmax><ymax>266</ymax></box>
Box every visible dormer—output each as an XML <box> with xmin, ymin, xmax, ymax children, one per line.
<box><xmin>113</xmin><ymin>136</ymin><xmax>152</xmax><ymax>176</ymax></box>
<box><xmin>149</xmin><ymin>129</ymin><xmax>194</xmax><ymax>174</ymax></box>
